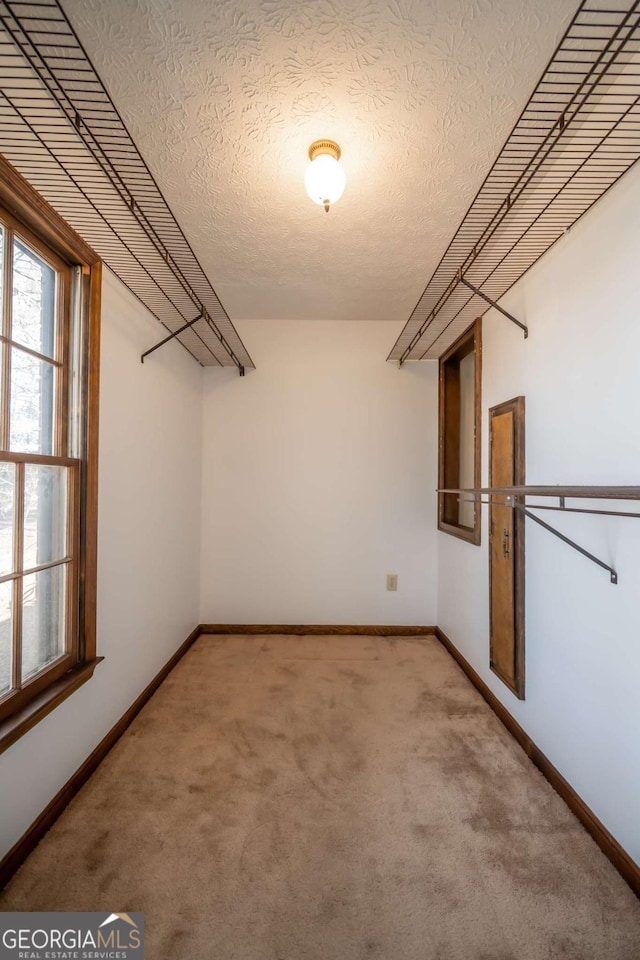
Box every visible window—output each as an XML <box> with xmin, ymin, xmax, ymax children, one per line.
<box><xmin>0</xmin><ymin>158</ymin><xmax>100</xmax><ymax>753</ymax></box>
<box><xmin>438</xmin><ymin>318</ymin><xmax>481</xmax><ymax>544</ymax></box>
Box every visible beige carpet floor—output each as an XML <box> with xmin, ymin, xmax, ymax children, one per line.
<box><xmin>2</xmin><ymin>634</ymin><xmax>640</xmax><ymax>959</ymax></box>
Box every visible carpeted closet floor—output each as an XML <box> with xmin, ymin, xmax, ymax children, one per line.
<box><xmin>2</xmin><ymin>633</ymin><xmax>640</xmax><ymax>959</ymax></box>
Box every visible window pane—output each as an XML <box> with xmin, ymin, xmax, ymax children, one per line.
<box><xmin>458</xmin><ymin>351</ymin><xmax>475</xmax><ymax>527</ymax></box>
<box><xmin>0</xmin><ymin>581</ymin><xmax>13</xmax><ymax>698</ymax></box>
<box><xmin>21</xmin><ymin>564</ymin><xmax>66</xmax><ymax>682</ymax></box>
<box><xmin>12</xmin><ymin>238</ymin><xmax>56</xmax><ymax>359</ymax></box>
<box><xmin>0</xmin><ymin>461</ymin><xmax>15</xmax><ymax>576</ymax></box>
<box><xmin>9</xmin><ymin>347</ymin><xmax>55</xmax><ymax>454</ymax></box>
<box><xmin>24</xmin><ymin>464</ymin><xmax>68</xmax><ymax>569</ymax></box>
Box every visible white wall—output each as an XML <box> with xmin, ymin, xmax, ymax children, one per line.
<box><xmin>0</xmin><ymin>269</ymin><xmax>202</xmax><ymax>861</ymax></box>
<box><xmin>438</xmin><ymin>160</ymin><xmax>640</xmax><ymax>864</ymax></box>
<box><xmin>200</xmin><ymin>320</ymin><xmax>437</xmax><ymax>626</ymax></box>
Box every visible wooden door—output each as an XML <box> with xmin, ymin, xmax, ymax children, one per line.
<box><xmin>489</xmin><ymin>397</ymin><xmax>525</xmax><ymax>699</ymax></box>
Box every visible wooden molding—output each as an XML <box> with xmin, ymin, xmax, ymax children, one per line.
<box><xmin>488</xmin><ymin>395</ymin><xmax>526</xmax><ymax>699</ymax></box>
<box><xmin>438</xmin><ymin>318</ymin><xmax>482</xmax><ymax>545</ymax></box>
<box><xmin>0</xmin><ymin>155</ymin><xmax>98</xmax><ymax>266</ymax></box>
<box><xmin>0</xmin><ymin>159</ymin><xmax>102</xmax><ymax>751</ymax></box>
<box><xmin>0</xmin><ymin>658</ymin><xmax>103</xmax><ymax>757</ymax></box>
<box><xmin>0</xmin><ymin>625</ymin><xmax>201</xmax><ymax>891</ymax></box>
<box><xmin>435</xmin><ymin>627</ymin><xmax>640</xmax><ymax>899</ymax></box>
<box><xmin>80</xmin><ymin>260</ymin><xmax>102</xmax><ymax>663</ymax></box>
<box><xmin>199</xmin><ymin>624</ymin><xmax>437</xmax><ymax>636</ymax></box>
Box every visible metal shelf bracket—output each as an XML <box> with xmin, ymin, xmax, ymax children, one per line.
<box><xmin>457</xmin><ymin>270</ymin><xmax>528</xmax><ymax>338</ymax></box>
<box><xmin>141</xmin><ymin>314</ymin><xmax>203</xmax><ymax>363</ymax></box>
<box><xmin>522</xmin><ymin>507</ymin><xmax>618</xmax><ymax>584</ymax></box>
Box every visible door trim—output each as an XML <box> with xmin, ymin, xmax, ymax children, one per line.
<box><xmin>438</xmin><ymin>319</ymin><xmax>482</xmax><ymax>544</ymax></box>
<box><xmin>489</xmin><ymin>396</ymin><xmax>526</xmax><ymax>699</ymax></box>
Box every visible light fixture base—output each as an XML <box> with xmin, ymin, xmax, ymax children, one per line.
<box><xmin>308</xmin><ymin>139</ymin><xmax>341</xmax><ymax>162</ymax></box>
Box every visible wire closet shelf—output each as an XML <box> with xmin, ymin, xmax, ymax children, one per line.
<box><xmin>389</xmin><ymin>0</ymin><xmax>640</xmax><ymax>364</ymax></box>
<box><xmin>0</xmin><ymin>0</ymin><xmax>254</xmax><ymax>370</ymax></box>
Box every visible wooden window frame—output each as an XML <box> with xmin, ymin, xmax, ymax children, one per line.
<box><xmin>438</xmin><ymin>318</ymin><xmax>482</xmax><ymax>545</ymax></box>
<box><xmin>0</xmin><ymin>155</ymin><xmax>102</xmax><ymax>755</ymax></box>
<box><xmin>489</xmin><ymin>395</ymin><xmax>526</xmax><ymax>700</ymax></box>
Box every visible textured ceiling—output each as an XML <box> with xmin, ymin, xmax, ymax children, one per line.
<box><xmin>61</xmin><ymin>0</ymin><xmax>578</xmax><ymax>323</ymax></box>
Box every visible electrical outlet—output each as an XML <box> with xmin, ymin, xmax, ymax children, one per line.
<box><xmin>386</xmin><ymin>573</ymin><xmax>398</xmax><ymax>591</ymax></box>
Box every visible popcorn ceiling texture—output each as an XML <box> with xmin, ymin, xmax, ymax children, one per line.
<box><xmin>62</xmin><ymin>0</ymin><xmax>577</xmax><ymax>323</ymax></box>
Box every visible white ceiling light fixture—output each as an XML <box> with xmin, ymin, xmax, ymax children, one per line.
<box><xmin>304</xmin><ymin>140</ymin><xmax>346</xmax><ymax>213</ymax></box>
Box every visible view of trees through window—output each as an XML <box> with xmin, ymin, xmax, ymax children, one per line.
<box><xmin>0</xmin><ymin>222</ymin><xmax>72</xmax><ymax>703</ymax></box>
